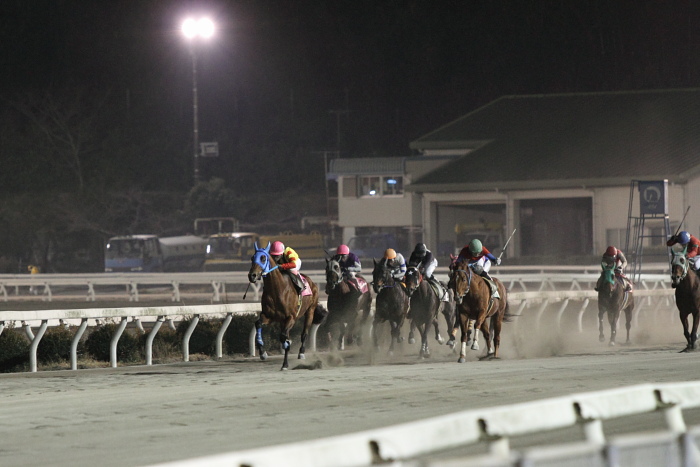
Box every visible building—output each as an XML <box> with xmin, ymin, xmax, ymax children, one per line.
<box><xmin>329</xmin><ymin>89</ymin><xmax>700</xmax><ymax>262</ymax></box>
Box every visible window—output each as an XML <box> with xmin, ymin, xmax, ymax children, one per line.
<box><xmin>342</xmin><ymin>177</ymin><xmax>358</xmax><ymax>198</ymax></box>
<box><xmin>358</xmin><ymin>175</ymin><xmax>403</xmax><ymax>197</ymax></box>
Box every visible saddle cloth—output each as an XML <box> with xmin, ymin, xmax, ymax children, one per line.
<box><xmin>300</xmin><ymin>275</ymin><xmax>313</xmax><ymax>297</ymax></box>
<box><xmin>483</xmin><ymin>278</ymin><xmax>501</xmax><ymax>299</ymax></box>
<box><xmin>352</xmin><ymin>277</ymin><xmax>370</xmax><ymax>294</ymax></box>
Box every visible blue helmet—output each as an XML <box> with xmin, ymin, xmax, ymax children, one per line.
<box><xmin>679</xmin><ymin>231</ymin><xmax>691</xmax><ymax>245</ymax></box>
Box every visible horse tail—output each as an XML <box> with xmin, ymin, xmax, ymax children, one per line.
<box><xmin>502</xmin><ymin>298</ymin><xmax>517</xmax><ymax>322</ymax></box>
<box><xmin>312</xmin><ymin>303</ymin><xmax>329</xmax><ymax>325</ymax></box>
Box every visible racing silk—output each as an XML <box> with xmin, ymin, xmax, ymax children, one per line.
<box><xmin>278</xmin><ymin>246</ymin><xmax>301</xmax><ymax>272</ymax></box>
<box><xmin>667</xmin><ymin>234</ymin><xmax>700</xmax><ymax>259</ymax></box>
<box><xmin>457</xmin><ymin>246</ymin><xmax>497</xmax><ymax>264</ymax></box>
<box><xmin>602</xmin><ymin>248</ymin><xmax>628</xmax><ymax>270</ymax></box>
<box><xmin>408</xmin><ymin>249</ymin><xmax>437</xmax><ymax>278</ymax></box>
<box><xmin>387</xmin><ymin>253</ymin><xmax>407</xmax><ymax>280</ymax></box>
<box><xmin>334</xmin><ymin>252</ymin><xmax>362</xmax><ymax>274</ymax></box>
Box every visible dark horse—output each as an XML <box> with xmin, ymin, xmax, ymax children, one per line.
<box><xmin>448</xmin><ymin>260</ymin><xmax>510</xmax><ymax>362</ymax></box>
<box><xmin>403</xmin><ymin>266</ymin><xmax>446</xmax><ymax>358</ymax></box>
<box><xmin>323</xmin><ymin>258</ymin><xmax>372</xmax><ymax>350</ymax></box>
<box><xmin>248</xmin><ymin>242</ymin><xmax>320</xmax><ymax>370</ymax></box>
<box><xmin>371</xmin><ymin>259</ymin><xmax>410</xmax><ymax>354</ymax></box>
<box><xmin>671</xmin><ymin>250</ymin><xmax>700</xmax><ymax>352</ymax></box>
<box><xmin>597</xmin><ymin>263</ymin><xmax>633</xmax><ymax>346</ymax></box>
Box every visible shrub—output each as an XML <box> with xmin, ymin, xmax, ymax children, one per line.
<box><xmin>176</xmin><ymin>317</ymin><xmax>218</xmax><ymax>357</ymax></box>
<box><xmin>0</xmin><ymin>329</ymin><xmax>29</xmax><ymax>372</ymax></box>
<box><xmin>138</xmin><ymin>326</ymin><xmax>180</xmax><ymax>362</ymax></box>
<box><xmin>38</xmin><ymin>326</ymin><xmax>74</xmax><ymax>364</ymax></box>
<box><xmin>85</xmin><ymin>323</ymin><xmax>140</xmax><ymax>363</ymax></box>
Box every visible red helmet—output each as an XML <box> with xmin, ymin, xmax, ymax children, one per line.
<box><xmin>336</xmin><ymin>244</ymin><xmax>350</xmax><ymax>255</ymax></box>
<box><xmin>270</xmin><ymin>241</ymin><xmax>285</xmax><ymax>255</ymax></box>
<box><xmin>604</xmin><ymin>246</ymin><xmax>617</xmax><ymax>257</ymax></box>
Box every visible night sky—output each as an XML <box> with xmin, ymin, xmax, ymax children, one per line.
<box><xmin>2</xmin><ymin>1</ymin><xmax>700</xmax><ymax>193</ymax></box>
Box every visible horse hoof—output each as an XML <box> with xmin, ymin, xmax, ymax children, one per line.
<box><xmin>471</xmin><ymin>343</ymin><xmax>480</xmax><ymax>351</ymax></box>
<box><xmin>437</xmin><ymin>337</ymin><xmax>445</xmax><ymax>345</ymax></box>
<box><xmin>599</xmin><ymin>336</ymin><xmax>605</xmax><ymax>343</ymax></box>
<box><xmin>446</xmin><ymin>339</ymin><xmax>455</xmax><ymax>349</ymax></box>
<box><xmin>458</xmin><ymin>357</ymin><xmax>466</xmax><ymax>363</ymax></box>
<box><xmin>298</xmin><ymin>353</ymin><xmax>306</xmax><ymax>360</ymax></box>
<box><xmin>609</xmin><ymin>341</ymin><xmax>616</xmax><ymax>347</ymax></box>
<box><xmin>408</xmin><ymin>338</ymin><xmax>416</xmax><ymax>344</ymax></box>
<box><xmin>260</xmin><ymin>351</ymin><xmax>268</xmax><ymax>361</ymax></box>
<box><xmin>281</xmin><ymin>367</ymin><xmax>289</xmax><ymax>371</ymax></box>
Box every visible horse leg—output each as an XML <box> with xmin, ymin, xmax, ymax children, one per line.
<box><xmin>420</xmin><ymin>323</ymin><xmax>431</xmax><ymax>358</ymax></box>
<box><xmin>408</xmin><ymin>319</ymin><xmax>416</xmax><ymax>344</ymax></box>
<box><xmin>471</xmin><ymin>317</ymin><xmax>485</xmax><ymax>351</ymax></box>
<box><xmin>624</xmin><ymin>305</ymin><xmax>633</xmax><ymax>344</ymax></box>
<box><xmin>255</xmin><ymin>317</ymin><xmax>268</xmax><ymax>361</ymax></box>
<box><xmin>598</xmin><ymin>307</ymin><xmax>606</xmax><ymax>342</ymax></box>
<box><xmin>388</xmin><ymin>321</ymin><xmax>398</xmax><ymax>355</ymax></box>
<box><xmin>692</xmin><ymin>312</ymin><xmax>700</xmax><ymax>350</ymax></box>
<box><xmin>608</xmin><ymin>310</ymin><xmax>619</xmax><ymax>346</ymax></box>
<box><xmin>279</xmin><ymin>328</ymin><xmax>291</xmax><ymax>371</ymax></box>
<box><xmin>433</xmin><ymin>317</ymin><xmax>444</xmax><ymax>345</ymax></box>
<box><xmin>297</xmin><ymin>307</ymin><xmax>316</xmax><ymax>361</ymax></box>
<box><xmin>491</xmin><ymin>314</ymin><xmax>503</xmax><ymax>358</ymax></box>
<box><xmin>458</xmin><ymin>313</ymin><xmax>469</xmax><ymax>363</ymax></box>
<box><xmin>681</xmin><ymin>312</ymin><xmax>692</xmax><ymax>350</ymax></box>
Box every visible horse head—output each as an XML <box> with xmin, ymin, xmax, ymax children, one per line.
<box><xmin>404</xmin><ymin>266</ymin><xmax>422</xmax><ymax>297</ymax></box>
<box><xmin>671</xmin><ymin>250</ymin><xmax>690</xmax><ymax>288</ymax></box>
<box><xmin>325</xmin><ymin>258</ymin><xmax>343</xmax><ymax>294</ymax></box>
<box><xmin>248</xmin><ymin>242</ymin><xmax>275</xmax><ymax>283</ymax></box>
<box><xmin>448</xmin><ymin>254</ymin><xmax>458</xmax><ymax>280</ymax></box>
<box><xmin>599</xmin><ymin>263</ymin><xmax>617</xmax><ymax>297</ymax></box>
<box><xmin>372</xmin><ymin>258</ymin><xmax>393</xmax><ymax>294</ymax></box>
<box><xmin>449</xmin><ymin>260</ymin><xmax>472</xmax><ymax>304</ymax></box>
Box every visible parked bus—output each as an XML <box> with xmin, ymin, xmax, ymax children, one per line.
<box><xmin>104</xmin><ymin>235</ymin><xmax>207</xmax><ymax>272</ymax></box>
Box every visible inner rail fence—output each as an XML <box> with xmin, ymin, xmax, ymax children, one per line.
<box><xmin>0</xmin><ymin>266</ymin><xmax>680</xmax><ymax>373</ymax></box>
<box><xmin>148</xmin><ymin>381</ymin><xmax>700</xmax><ymax>467</ymax></box>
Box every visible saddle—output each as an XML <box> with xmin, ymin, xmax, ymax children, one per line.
<box><xmin>482</xmin><ymin>277</ymin><xmax>501</xmax><ymax>300</ymax></box>
<box><xmin>427</xmin><ymin>277</ymin><xmax>450</xmax><ymax>302</ymax></box>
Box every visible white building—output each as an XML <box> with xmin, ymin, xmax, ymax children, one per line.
<box><xmin>329</xmin><ymin>89</ymin><xmax>700</xmax><ymax>262</ymax></box>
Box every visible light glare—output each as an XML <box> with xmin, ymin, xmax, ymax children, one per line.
<box><xmin>182</xmin><ymin>17</ymin><xmax>215</xmax><ymax>39</ymax></box>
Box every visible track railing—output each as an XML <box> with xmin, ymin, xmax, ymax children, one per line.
<box><xmin>146</xmin><ymin>381</ymin><xmax>700</xmax><ymax>467</ymax></box>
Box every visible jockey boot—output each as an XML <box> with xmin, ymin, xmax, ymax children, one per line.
<box><xmin>289</xmin><ymin>272</ymin><xmax>304</xmax><ymax>294</ymax></box>
<box><xmin>594</xmin><ymin>276</ymin><xmax>602</xmax><ymax>292</ymax></box>
<box><xmin>480</xmin><ymin>271</ymin><xmax>494</xmax><ymax>282</ymax></box>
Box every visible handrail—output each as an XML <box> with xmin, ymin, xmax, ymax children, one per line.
<box><xmin>146</xmin><ymin>381</ymin><xmax>700</xmax><ymax>467</ymax></box>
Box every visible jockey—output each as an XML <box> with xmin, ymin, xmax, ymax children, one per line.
<box><xmin>269</xmin><ymin>241</ymin><xmax>304</xmax><ymax>293</ymax></box>
<box><xmin>333</xmin><ymin>244</ymin><xmax>362</xmax><ymax>283</ymax></box>
<box><xmin>383</xmin><ymin>248</ymin><xmax>406</xmax><ymax>280</ymax></box>
<box><xmin>595</xmin><ymin>245</ymin><xmax>633</xmax><ymax>292</ymax></box>
<box><xmin>408</xmin><ymin>243</ymin><xmax>438</xmax><ymax>281</ymax></box>
<box><xmin>408</xmin><ymin>243</ymin><xmax>449</xmax><ymax>301</ymax></box>
<box><xmin>667</xmin><ymin>231</ymin><xmax>700</xmax><ymax>272</ymax></box>
<box><xmin>457</xmin><ymin>238</ymin><xmax>500</xmax><ymax>281</ymax></box>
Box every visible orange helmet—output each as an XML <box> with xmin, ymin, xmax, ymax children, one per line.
<box><xmin>384</xmin><ymin>248</ymin><xmax>397</xmax><ymax>259</ymax></box>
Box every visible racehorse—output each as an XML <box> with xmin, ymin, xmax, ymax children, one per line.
<box><xmin>448</xmin><ymin>259</ymin><xmax>510</xmax><ymax>362</ymax></box>
<box><xmin>403</xmin><ymin>266</ymin><xmax>446</xmax><ymax>358</ymax></box>
<box><xmin>670</xmin><ymin>250</ymin><xmax>700</xmax><ymax>352</ymax></box>
<box><xmin>323</xmin><ymin>258</ymin><xmax>372</xmax><ymax>350</ymax></box>
<box><xmin>248</xmin><ymin>242</ymin><xmax>320</xmax><ymax>370</ymax></box>
<box><xmin>596</xmin><ymin>263</ymin><xmax>633</xmax><ymax>346</ymax></box>
<box><xmin>371</xmin><ymin>258</ymin><xmax>410</xmax><ymax>354</ymax></box>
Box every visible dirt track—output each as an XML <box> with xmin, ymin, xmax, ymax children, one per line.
<box><xmin>2</xmin><ymin>301</ymin><xmax>700</xmax><ymax>466</ymax></box>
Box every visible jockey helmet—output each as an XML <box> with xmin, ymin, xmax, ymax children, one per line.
<box><xmin>679</xmin><ymin>231</ymin><xmax>691</xmax><ymax>245</ymax></box>
<box><xmin>270</xmin><ymin>241</ymin><xmax>285</xmax><ymax>255</ymax></box>
<box><xmin>415</xmin><ymin>243</ymin><xmax>427</xmax><ymax>256</ymax></box>
<box><xmin>468</xmin><ymin>239</ymin><xmax>482</xmax><ymax>256</ymax></box>
<box><xmin>384</xmin><ymin>248</ymin><xmax>397</xmax><ymax>259</ymax></box>
<box><xmin>604</xmin><ymin>246</ymin><xmax>618</xmax><ymax>257</ymax></box>
<box><xmin>336</xmin><ymin>244</ymin><xmax>350</xmax><ymax>255</ymax></box>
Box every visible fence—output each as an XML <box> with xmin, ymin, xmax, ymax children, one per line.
<box><xmin>147</xmin><ymin>381</ymin><xmax>700</xmax><ymax>467</ymax></box>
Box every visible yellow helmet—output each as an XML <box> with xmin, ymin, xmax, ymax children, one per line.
<box><xmin>384</xmin><ymin>248</ymin><xmax>397</xmax><ymax>259</ymax></box>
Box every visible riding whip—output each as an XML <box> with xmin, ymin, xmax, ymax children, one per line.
<box><xmin>498</xmin><ymin>229</ymin><xmax>517</xmax><ymax>260</ymax></box>
<box><xmin>672</xmin><ymin>206</ymin><xmax>692</xmax><ymax>238</ymax></box>
<box><xmin>242</xmin><ymin>282</ymin><xmax>251</xmax><ymax>300</ymax></box>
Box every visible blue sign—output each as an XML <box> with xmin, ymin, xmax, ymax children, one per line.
<box><xmin>638</xmin><ymin>180</ymin><xmax>668</xmax><ymax>215</ymax></box>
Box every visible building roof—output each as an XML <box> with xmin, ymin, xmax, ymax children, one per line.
<box><xmin>408</xmin><ymin>89</ymin><xmax>700</xmax><ymax>192</ymax></box>
<box><xmin>327</xmin><ymin>157</ymin><xmax>405</xmax><ymax>179</ymax></box>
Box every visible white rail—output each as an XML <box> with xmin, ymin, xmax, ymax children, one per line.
<box><xmin>148</xmin><ymin>381</ymin><xmax>700</xmax><ymax>467</ymax></box>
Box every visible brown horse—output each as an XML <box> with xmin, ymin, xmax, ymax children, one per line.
<box><xmin>248</xmin><ymin>242</ymin><xmax>320</xmax><ymax>370</ymax></box>
<box><xmin>597</xmin><ymin>263</ymin><xmax>633</xmax><ymax>346</ymax></box>
<box><xmin>671</xmin><ymin>250</ymin><xmax>700</xmax><ymax>352</ymax></box>
<box><xmin>448</xmin><ymin>259</ymin><xmax>510</xmax><ymax>362</ymax></box>
<box><xmin>403</xmin><ymin>266</ymin><xmax>446</xmax><ymax>358</ymax></box>
<box><xmin>323</xmin><ymin>258</ymin><xmax>372</xmax><ymax>350</ymax></box>
<box><xmin>371</xmin><ymin>258</ymin><xmax>410</xmax><ymax>354</ymax></box>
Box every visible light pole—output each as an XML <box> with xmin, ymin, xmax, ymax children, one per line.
<box><xmin>181</xmin><ymin>17</ymin><xmax>214</xmax><ymax>185</ymax></box>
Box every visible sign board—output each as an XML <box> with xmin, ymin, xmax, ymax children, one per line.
<box><xmin>200</xmin><ymin>142</ymin><xmax>219</xmax><ymax>157</ymax></box>
<box><xmin>638</xmin><ymin>180</ymin><xmax>668</xmax><ymax>215</ymax></box>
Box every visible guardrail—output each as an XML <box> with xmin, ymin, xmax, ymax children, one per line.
<box><xmin>0</xmin><ymin>264</ymin><xmax>673</xmax><ymax>303</ymax></box>
<box><xmin>147</xmin><ymin>381</ymin><xmax>700</xmax><ymax>467</ymax></box>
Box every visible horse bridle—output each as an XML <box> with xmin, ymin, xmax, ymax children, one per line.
<box><xmin>451</xmin><ymin>265</ymin><xmax>473</xmax><ymax>302</ymax></box>
<box><xmin>404</xmin><ymin>266</ymin><xmax>423</xmax><ymax>296</ymax></box>
<box><xmin>672</xmin><ymin>251</ymin><xmax>689</xmax><ymax>284</ymax></box>
<box><xmin>251</xmin><ymin>247</ymin><xmax>278</xmax><ymax>279</ymax></box>
<box><xmin>326</xmin><ymin>260</ymin><xmax>343</xmax><ymax>290</ymax></box>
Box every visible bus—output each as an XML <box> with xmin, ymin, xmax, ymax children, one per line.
<box><xmin>104</xmin><ymin>235</ymin><xmax>207</xmax><ymax>272</ymax></box>
<box><xmin>203</xmin><ymin>232</ymin><xmax>260</xmax><ymax>271</ymax></box>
